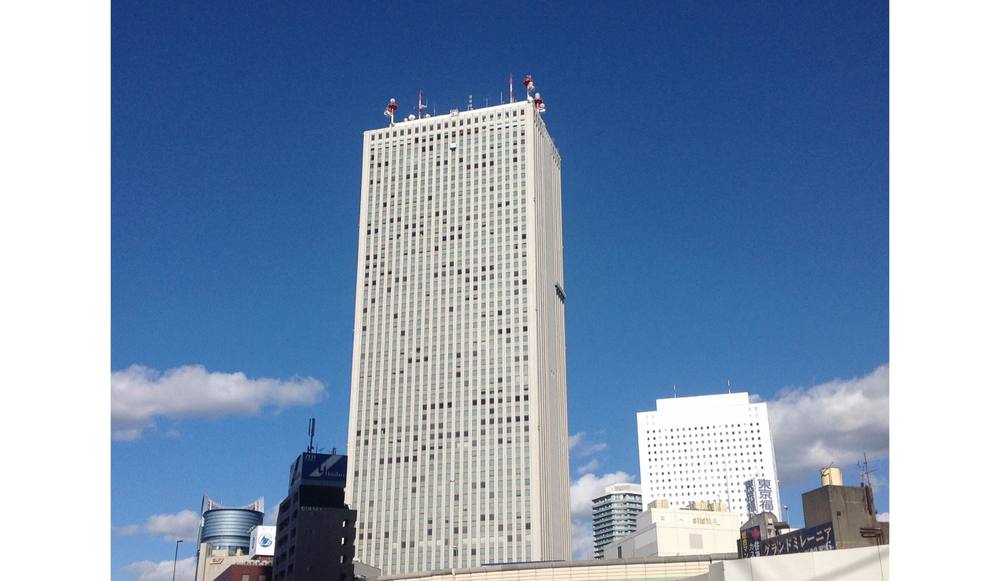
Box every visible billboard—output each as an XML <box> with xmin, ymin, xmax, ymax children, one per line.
<box><xmin>288</xmin><ymin>452</ymin><xmax>348</xmax><ymax>490</ymax></box>
<box><xmin>739</xmin><ymin>522</ymin><xmax>835</xmax><ymax>558</ymax></box>
<box><xmin>744</xmin><ymin>478</ymin><xmax>776</xmax><ymax>515</ymax></box>
<box><xmin>759</xmin><ymin>522</ymin><xmax>835</xmax><ymax>555</ymax></box>
<box><xmin>249</xmin><ymin>525</ymin><xmax>276</xmax><ymax>558</ymax></box>
<box><xmin>738</xmin><ymin>526</ymin><xmax>762</xmax><ymax>558</ymax></box>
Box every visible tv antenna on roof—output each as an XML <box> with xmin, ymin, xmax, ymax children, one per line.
<box><xmin>307</xmin><ymin>418</ymin><xmax>316</xmax><ymax>453</ymax></box>
<box><xmin>418</xmin><ymin>90</ymin><xmax>427</xmax><ymax>118</ymax></box>
<box><xmin>727</xmin><ymin>378</ymin><xmax>732</xmax><ymax>394</ymax></box>
<box><xmin>858</xmin><ymin>452</ymin><xmax>876</xmax><ymax>489</ymax></box>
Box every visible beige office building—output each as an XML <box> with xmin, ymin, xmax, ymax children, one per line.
<box><xmin>345</xmin><ymin>93</ymin><xmax>570</xmax><ymax>575</ymax></box>
<box><xmin>606</xmin><ymin>500</ymin><xmax>742</xmax><ymax>560</ymax></box>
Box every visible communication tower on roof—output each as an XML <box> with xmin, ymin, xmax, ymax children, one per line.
<box><xmin>307</xmin><ymin>417</ymin><xmax>316</xmax><ymax>452</ymax></box>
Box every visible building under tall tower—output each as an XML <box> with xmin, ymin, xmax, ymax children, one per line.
<box><xmin>273</xmin><ymin>449</ymin><xmax>356</xmax><ymax>581</ymax></box>
<box><xmin>345</xmin><ymin>83</ymin><xmax>570</xmax><ymax>576</ymax></box>
<box><xmin>591</xmin><ymin>483</ymin><xmax>643</xmax><ymax>559</ymax></box>
<box><xmin>637</xmin><ymin>392</ymin><xmax>782</xmax><ymax>525</ymax></box>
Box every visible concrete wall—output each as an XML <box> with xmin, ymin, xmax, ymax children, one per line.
<box><xmin>691</xmin><ymin>545</ymin><xmax>890</xmax><ymax>581</ymax></box>
<box><xmin>607</xmin><ymin>508</ymin><xmax>741</xmax><ymax>559</ymax></box>
<box><xmin>379</xmin><ymin>554</ymin><xmax>734</xmax><ymax>581</ymax></box>
<box><xmin>802</xmin><ymin>485</ymin><xmax>884</xmax><ymax>550</ymax></box>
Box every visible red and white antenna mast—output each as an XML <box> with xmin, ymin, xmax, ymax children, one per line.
<box><xmin>384</xmin><ymin>98</ymin><xmax>398</xmax><ymax>126</ymax></box>
<box><xmin>417</xmin><ymin>90</ymin><xmax>427</xmax><ymax>118</ymax></box>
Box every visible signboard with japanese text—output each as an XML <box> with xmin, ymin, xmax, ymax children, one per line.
<box><xmin>759</xmin><ymin>522</ymin><xmax>835</xmax><ymax>556</ymax></box>
<box><xmin>744</xmin><ymin>478</ymin><xmax>775</xmax><ymax>515</ymax></box>
<box><xmin>738</xmin><ymin>525</ymin><xmax>762</xmax><ymax>558</ymax></box>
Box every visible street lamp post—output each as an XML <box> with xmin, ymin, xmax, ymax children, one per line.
<box><xmin>172</xmin><ymin>539</ymin><xmax>184</xmax><ymax>581</ymax></box>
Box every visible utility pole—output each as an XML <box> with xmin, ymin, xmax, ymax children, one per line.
<box><xmin>172</xmin><ymin>539</ymin><xmax>184</xmax><ymax>581</ymax></box>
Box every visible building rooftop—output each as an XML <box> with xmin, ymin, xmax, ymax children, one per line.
<box><xmin>377</xmin><ymin>553</ymin><xmax>739</xmax><ymax>580</ymax></box>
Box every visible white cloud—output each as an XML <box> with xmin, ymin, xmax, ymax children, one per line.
<box><xmin>570</xmin><ymin>471</ymin><xmax>633</xmax><ymax>518</ymax></box>
<box><xmin>569</xmin><ymin>471</ymin><xmax>635</xmax><ymax>560</ymax></box>
<box><xmin>767</xmin><ymin>364</ymin><xmax>889</xmax><ymax>486</ymax></box>
<box><xmin>876</xmin><ymin>512</ymin><xmax>889</xmax><ymax>522</ymax></box>
<box><xmin>111</xmin><ymin>364</ymin><xmax>325</xmax><ymax>440</ymax></box>
<box><xmin>571</xmin><ymin>518</ymin><xmax>594</xmax><ymax>560</ymax></box>
<box><xmin>115</xmin><ymin>509</ymin><xmax>201</xmax><ymax>541</ymax></box>
<box><xmin>567</xmin><ymin>431</ymin><xmax>608</xmax><ymax>457</ymax></box>
<box><xmin>575</xmin><ymin>458</ymin><xmax>599</xmax><ymax>475</ymax></box>
<box><xmin>122</xmin><ymin>556</ymin><xmax>196</xmax><ymax>581</ymax></box>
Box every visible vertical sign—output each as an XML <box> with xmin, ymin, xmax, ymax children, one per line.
<box><xmin>744</xmin><ymin>478</ymin><xmax>775</xmax><ymax>516</ymax></box>
<box><xmin>744</xmin><ymin>480</ymin><xmax>758</xmax><ymax>514</ymax></box>
<box><xmin>757</xmin><ymin>479</ymin><xmax>774</xmax><ymax>512</ymax></box>
<box><xmin>738</xmin><ymin>526</ymin><xmax>762</xmax><ymax>558</ymax></box>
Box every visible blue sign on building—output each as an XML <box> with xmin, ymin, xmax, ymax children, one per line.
<box><xmin>288</xmin><ymin>452</ymin><xmax>348</xmax><ymax>492</ymax></box>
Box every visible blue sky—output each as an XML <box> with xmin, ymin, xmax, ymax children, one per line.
<box><xmin>111</xmin><ymin>0</ymin><xmax>887</xmax><ymax>576</ymax></box>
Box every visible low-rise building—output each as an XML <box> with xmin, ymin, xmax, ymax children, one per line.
<box><xmin>211</xmin><ymin>563</ymin><xmax>273</xmax><ymax>581</ymax></box>
<box><xmin>194</xmin><ymin>497</ymin><xmax>268</xmax><ymax>581</ymax></box>
<box><xmin>738</xmin><ymin>467</ymin><xmax>888</xmax><ymax>558</ymax></box>
<box><xmin>273</xmin><ymin>450</ymin><xmax>356</xmax><ymax>581</ymax></box>
<box><xmin>605</xmin><ymin>500</ymin><xmax>741</xmax><ymax>559</ymax></box>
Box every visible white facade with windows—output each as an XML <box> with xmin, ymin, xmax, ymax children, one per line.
<box><xmin>637</xmin><ymin>393</ymin><xmax>782</xmax><ymax>525</ymax></box>
<box><xmin>345</xmin><ymin>99</ymin><xmax>570</xmax><ymax>576</ymax></box>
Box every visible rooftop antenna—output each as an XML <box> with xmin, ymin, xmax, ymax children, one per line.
<box><xmin>468</xmin><ymin>94</ymin><xmax>474</xmax><ymax>111</ymax></box>
<box><xmin>858</xmin><ymin>452</ymin><xmax>877</xmax><ymax>515</ymax></box>
<box><xmin>727</xmin><ymin>378</ymin><xmax>732</xmax><ymax>394</ymax></box>
<box><xmin>418</xmin><ymin>90</ymin><xmax>427</xmax><ymax>118</ymax></box>
<box><xmin>307</xmin><ymin>417</ymin><xmax>316</xmax><ymax>453</ymax></box>
<box><xmin>673</xmin><ymin>384</ymin><xmax>677</xmax><ymax>398</ymax></box>
<box><xmin>383</xmin><ymin>98</ymin><xmax>397</xmax><ymax>126</ymax></box>
<box><xmin>858</xmin><ymin>453</ymin><xmax>876</xmax><ymax>489</ymax></box>
<box><xmin>509</xmin><ymin>74</ymin><xmax>514</xmax><ymax>104</ymax></box>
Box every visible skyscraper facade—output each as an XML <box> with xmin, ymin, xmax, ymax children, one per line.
<box><xmin>345</xmin><ymin>95</ymin><xmax>570</xmax><ymax>575</ymax></box>
<box><xmin>637</xmin><ymin>393</ymin><xmax>782</xmax><ymax>525</ymax></box>
<box><xmin>591</xmin><ymin>483</ymin><xmax>643</xmax><ymax>559</ymax></box>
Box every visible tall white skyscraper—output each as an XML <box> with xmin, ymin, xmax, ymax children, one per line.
<box><xmin>345</xmin><ymin>93</ymin><xmax>570</xmax><ymax>576</ymax></box>
<box><xmin>637</xmin><ymin>393</ymin><xmax>782</xmax><ymax>525</ymax></box>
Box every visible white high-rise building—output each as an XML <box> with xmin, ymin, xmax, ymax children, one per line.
<box><xmin>637</xmin><ymin>393</ymin><xmax>782</xmax><ymax>525</ymax></box>
<box><xmin>345</xmin><ymin>93</ymin><xmax>570</xmax><ymax>576</ymax></box>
